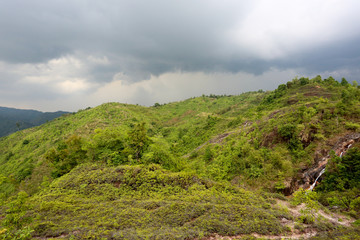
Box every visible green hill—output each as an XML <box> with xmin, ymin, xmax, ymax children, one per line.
<box><xmin>1</xmin><ymin>76</ymin><xmax>360</xmax><ymax>239</ymax></box>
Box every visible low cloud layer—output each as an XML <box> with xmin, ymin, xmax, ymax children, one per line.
<box><xmin>1</xmin><ymin>0</ymin><xmax>360</xmax><ymax>111</ymax></box>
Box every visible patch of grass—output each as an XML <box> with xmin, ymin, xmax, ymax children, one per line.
<box><xmin>25</xmin><ymin>164</ymin><xmax>288</xmax><ymax>239</ymax></box>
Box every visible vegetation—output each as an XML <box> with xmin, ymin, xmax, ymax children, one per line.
<box><xmin>1</xmin><ymin>76</ymin><xmax>360</xmax><ymax>239</ymax></box>
<box><xmin>317</xmin><ymin>148</ymin><xmax>360</xmax><ymax>220</ymax></box>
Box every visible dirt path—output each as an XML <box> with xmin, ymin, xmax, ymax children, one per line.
<box><xmin>316</xmin><ymin>209</ymin><xmax>353</xmax><ymax>227</ymax></box>
<box><xmin>202</xmin><ymin>199</ymin><xmax>354</xmax><ymax>240</ymax></box>
<box><xmin>203</xmin><ymin>231</ymin><xmax>318</xmax><ymax>240</ymax></box>
<box><xmin>276</xmin><ymin>199</ymin><xmax>353</xmax><ymax>227</ymax></box>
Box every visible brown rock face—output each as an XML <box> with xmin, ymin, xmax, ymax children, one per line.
<box><xmin>283</xmin><ymin>133</ymin><xmax>360</xmax><ymax>195</ymax></box>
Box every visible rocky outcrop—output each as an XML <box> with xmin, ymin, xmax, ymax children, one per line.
<box><xmin>284</xmin><ymin>133</ymin><xmax>360</xmax><ymax>195</ymax></box>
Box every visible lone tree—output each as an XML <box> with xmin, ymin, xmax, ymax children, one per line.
<box><xmin>127</xmin><ymin>122</ymin><xmax>150</xmax><ymax>161</ymax></box>
<box><xmin>341</xmin><ymin>77</ymin><xmax>349</xmax><ymax>86</ymax></box>
<box><xmin>16</xmin><ymin>121</ymin><xmax>21</xmax><ymax>131</ymax></box>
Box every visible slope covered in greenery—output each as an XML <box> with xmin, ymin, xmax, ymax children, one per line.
<box><xmin>1</xmin><ymin>76</ymin><xmax>360</xmax><ymax>239</ymax></box>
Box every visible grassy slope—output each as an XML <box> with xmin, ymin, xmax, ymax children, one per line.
<box><xmin>0</xmin><ymin>92</ymin><xmax>264</xmax><ymax>197</ymax></box>
<box><xmin>1</xmin><ymin>77</ymin><xmax>360</xmax><ymax>239</ymax></box>
<box><xmin>28</xmin><ymin>164</ymin><xmax>289</xmax><ymax>239</ymax></box>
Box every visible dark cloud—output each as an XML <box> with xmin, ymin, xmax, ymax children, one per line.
<box><xmin>275</xmin><ymin>36</ymin><xmax>360</xmax><ymax>81</ymax></box>
<box><xmin>2</xmin><ymin>0</ymin><xmax>360</xmax><ymax>79</ymax></box>
<box><xmin>1</xmin><ymin>0</ymin><xmax>360</xmax><ymax>111</ymax></box>
<box><xmin>0</xmin><ymin>1</ymin><xmax>254</xmax><ymax>78</ymax></box>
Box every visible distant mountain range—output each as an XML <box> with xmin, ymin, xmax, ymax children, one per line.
<box><xmin>0</xmin><ymin>106</ymin><xmax>69</xmax><ymax>137</ymax></box>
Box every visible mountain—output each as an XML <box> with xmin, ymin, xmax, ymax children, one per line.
<box><xmin>0</xmin><ymin>107</ymin><xmax>69</xmax><ymax>137</ymax></box>
<box><xmin>0</xmin><ymin>76</ymin><xmax>359</xmax><ymax>239</ymax></box>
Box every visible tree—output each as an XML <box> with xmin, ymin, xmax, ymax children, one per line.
<box><xmin>127</xmin><ymin>122</ymin><xmax>150</xmax><ymax>161</ymax></box>
<box><xmin>341</xmin><ymin>77</ymin><xmax>349</xmax><ymax>86</ymax></box>
<box><xmin>324</xmin><ymin>76</ymin><xmax>337</xmax><ymax>86</ymax></box>
<box><xmin>45</xmin><ymin>135</ymin><xmax>87</xmax><ymax>178</ymax></box>
<box><xmin>299</xmin><ymin>77</ymin><xmax>310</xmax><ymax>86</ymax></box>
<box><xmin>278</xmin><ymin>123</ymin><xmax>302</xmax><ymax>151</ymax></box>
<box><xmin>341</xmin><ymin>89</ymin><xmax>352</xmax><ymax>105</ymax></box>
<box><xmin>87</xmin><ymin>128</ymin><xmax>126</xmax><ymax>165</ymax></box>
<box><xmin>312</xmin><ymin>75</ymin><xmax>322</xmax><ymax>83</ymax></box>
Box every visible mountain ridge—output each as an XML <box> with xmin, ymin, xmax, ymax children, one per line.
<box><xmin>0</xmin><ymin>106</ymin><xmax>69</xmax><ymax>137</ymax></box>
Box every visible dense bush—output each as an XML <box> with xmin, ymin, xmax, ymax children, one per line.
<box><xmin>23</xmin><ymin>164</ymin><xmax>289</xmax><ymax>239</ymax></box>
<box><xmin>319</xmin><ymin>148</ymin><xmax>360</xmax><ymax>192</ymax></box>
<box><xmin>45</xmin><ymin>135</ymin><xmax>87</xmax><ymax>178</ymax></box>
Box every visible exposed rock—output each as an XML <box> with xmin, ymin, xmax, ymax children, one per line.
<box><xmin>284</xmin><ymin>133</ymin><xmax>360</xmax><ymax>195</ymax></box>
<box><xmin>261</xmin><ymin>127</ymin><xmax>281</xmax><ymax>148</ymax></box>
<box><xmin>299</xmin><ymin>126</ymin><xmax>317</xmax><ymax>148</ymax></box>
<box><xmin>287</xmin><ymin>98</ymin><xmax>299</xmax><ymax>105</ymax></box>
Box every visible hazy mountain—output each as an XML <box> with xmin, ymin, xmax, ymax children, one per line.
<box><xmin>0</xmin><ymin>106</ymin><xmax>69</xmax><ymax>137</ymax></box>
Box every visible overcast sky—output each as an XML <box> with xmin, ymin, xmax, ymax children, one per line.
<box><xmin>1</xmin><ymin>0</ymin><xmax>360</xmax><ymax>111</ymax></box>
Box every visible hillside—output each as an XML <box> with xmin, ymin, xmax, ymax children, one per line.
<box><xmin>0</xmin><ymin>107</ymin><xmax>69</xmax><ymax>137</ymax></box>
<box><xmin>1</xmin><ymin>76</ymin><xmax>360</xmax><ymax>239</ymax></box>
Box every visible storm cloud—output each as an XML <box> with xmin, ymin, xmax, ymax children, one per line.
<box><xmin>1</xmin><ymin>0</ymin><xmax>360</xmax><ymax>111</ymax></box>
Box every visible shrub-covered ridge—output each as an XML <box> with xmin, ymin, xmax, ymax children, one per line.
<box><xmin>25</xmin><ymin>164</ymin><xmax>289</xmax><ymax>239</ymax></box>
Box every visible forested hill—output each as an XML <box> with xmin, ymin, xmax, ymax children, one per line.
<box><xmin>0</xmin><ymin>106</ymin><xmax>69</xmax><ymax>137</ymax></box>
<box><xmin>1</xmin><ymin>76</ymin><xmax>360</xmax><ymax>239</ymax></box>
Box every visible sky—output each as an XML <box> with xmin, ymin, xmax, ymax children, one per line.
<box><xmin>1</xmin><ymin>0</ymin><xmax>360</xmax><ymax>112</ymax></box>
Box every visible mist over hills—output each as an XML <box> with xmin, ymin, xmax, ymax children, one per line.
<box><xmin>0</xmin><ymin>106</ymin><xmax>69</xmax><ymax>137</ymax></box>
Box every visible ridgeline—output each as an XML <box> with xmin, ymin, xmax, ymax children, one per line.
<box><xmin>0</xmin><ymin>107</ymin><xmax>69</xmax><ymax>137</ymax></box>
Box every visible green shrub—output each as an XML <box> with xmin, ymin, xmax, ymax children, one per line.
<box><xmin>319</xmin><ymin>148</ymin><xmax>360</xmax><ymax>191</ymax></box>
<box><xmin>203</xmin><ymin>146</ymin><xmax>213</xmax><ymax>163</ymax></box>
<box><xmin>45</xmin><ymin>135</ymin><xmax>87</xmax><ymax>178</ymax></box>
<box><xmin>1</xmin><ymin>191</ymin><xmax>33</xmax><ymax>240</ymax></box>
<box><xmin>14</xmin><ymin>162</ymin><xmax>34</xmax><ymax>182</ymax></box>
<box><xmin>350</xmin><ymin>197</ymin><xmax>360</xmax><ymax>216</ymax></box>
<box><xmin>345</xmin><ymin>122</ymin><xmax>360</xmax><ymax>131</ymax></box>
<box><xmin>292</xmin><ymin>188</ymin><xmax>319</xmax><ymax>225</ymax></box>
